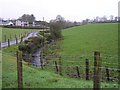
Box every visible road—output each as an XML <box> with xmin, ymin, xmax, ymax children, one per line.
<box><xmin>1</xmin><ymin>32</ymin><xmax>38</xmax><ymax>48</ymax></box>
<box><xmin>1</xmin><ymin>31</ymin><xmax>43</xmax><ymax>67</ymax></box>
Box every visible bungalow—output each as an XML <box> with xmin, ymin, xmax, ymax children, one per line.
<box><xmin>0</xmin><ymin>20</ymin><xmax>14</xmax><ymax>26</ymax></box>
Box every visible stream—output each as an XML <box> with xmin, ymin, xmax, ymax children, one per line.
<box><xmin>32</xmin><ymin>48</ymin><xmax>41</xmax><ymax>67</ymax></box>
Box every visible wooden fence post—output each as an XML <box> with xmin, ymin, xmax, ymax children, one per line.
<box><xmin>106</xmin><ymin>67</ymin><xmax>110</xmax><ymax>82</ymax></box>
<box><xmin>93</xmin><ymin>52</ymin><xmax>101</xmax><ymax>90</ymax></box>
<box><xmin>76</xmin><ymin>66</ymin><xmax>80</xmax><ymax>78</ymax></box>
<box><xmin>16</xmin><ymin>37</ymin><xmax>18</xmax><ymax>44</ymax></box>
<box><xmin>86</xmin><ymin>59</ymin><xmax>89</xmax><ymax>80</ymax></box>
<box><xmin>20</xmin><ymin>37</ymin><xmax>23</xmax><ymax>42</ymax></box>
<box><xmin>8</xmin><ymin>39</ymin><xmax>10</xmax><ymax>47</ymax></box>
<box><xmin>55</xmin><ymin>61</ymin><xmax>59</xmax><ymax>73</ymax></box>
<box><xmin>16</xmin><ymin>51</ymin><xmax>23</xmax><ymax>88</ymax></box>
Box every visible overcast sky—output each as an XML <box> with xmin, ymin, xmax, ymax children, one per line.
<box><xmin>0</xmin><ymin>0</ymin><xmax>119</xmax><ymax>22</ymax></box>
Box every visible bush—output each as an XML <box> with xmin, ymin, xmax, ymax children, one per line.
<box><xmin>50</xmin><ymin>22</ymin><xmax>62</xmax><ymax>40</ymax></box>
<box><xmin>44</xmin><ymin>33</ymin><xmax>52</xmax><ymax>43</ymax></box>
<box><xmin>19</xmin><ymin>36</ymin><xmax>46</xmax><ymax>54</ymax></box>
<box><xmin>18</xmin><ymin>44</ymin><xmax>27</xmax><ymax>52</ymax></box>
<box><xmin>24</xmin><ymin>40</ymin><xmax>31</xmax><ymax>44</ymax></box>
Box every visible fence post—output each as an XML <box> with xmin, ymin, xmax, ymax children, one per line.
<box><xmin>16</xmin><ymin>51</ymin><xmax>23</xmax><ymax>88</ymax></box>
<box><xmin>76</xmin><ymin>66</ymin><xmax>80</xmax><ymax>78</ymax></box>
<box><xmin>20</xmin><ymin>37</ymin><xmax>23</xmax><ymax>42</ymax></box>
<box><xmin>8</xmin><ymin>39</ymin><xmax>10</xmax><ymax>47</ymax></box>
<box><xmin>106</xmin><ymin>67</ymin><xmax>110</xmax><ymax>82</ymax></box>
<box><xmin>86</xmin><ymin>59</ymin><xmax>89</xmax><ymax>80</ymax></box>
<box><xmin>93</xmin><ymin>52</ymin><xmax>101</xmax><ymax>90</ymax></box>
<box><xmin>16</xmin><ymin>37</ymin><xmax>18</xmax><ymax>44</ymax></box>
<box><xmin>55</xmin><ymin>61</ymin><xmax>59</xmax><ymax>73</ymax></box>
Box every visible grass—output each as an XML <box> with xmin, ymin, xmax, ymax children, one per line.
<box><xmin>42</xmin><ymin>23</ymin><xmax>118</xmax><ymax>83</ymax></box>
<box><xmin>61</xmin><ymin>23</ymin><xmax>118</xmax><ymax>67</ymax></box>
<box><xmin>2</xmin><ymin>23</ymin><xmax>119</xmax><ymax>88</ymax></box>
<box><xmin>1</xmin><ymin>28</ymin><xmax>39</xmax><ymax>42</ymax></box>
<box><xmin>62</xmin><ymin>23</ymin><xmax>118</xmax><ymax>55</ymax></box>
<box><xmin>2</xmin><ymin>45</ymin><xmax>118</xmax><ymax>88</ymax></box>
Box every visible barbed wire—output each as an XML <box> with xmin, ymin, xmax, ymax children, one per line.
<box><xmin>34</xmin><ymin>65</ymin><xmax>119</xmax><ymax>82</ymax></box>
<box><xmin>16</xmin><ymin>59</ymin><xmax>120</xmax><ymax>82</ymax></box>
<box><xmin>41</xmin><ymin>63</ymin><xmax>120</xmax><ymax>71</ymax></box>
<box><xmin>2</xmin><ymin>51</ymin><xmax>118</xmax><ymax>58</ymax></box>
<box><xmin>2</xmin><ymin>52</ymin><xmax>119</xmax><ymax>68</ymax></box>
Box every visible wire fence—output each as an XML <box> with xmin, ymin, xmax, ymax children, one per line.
<box><xmin>2</xmin><ymin>50</ymin><xmax>119</xmax><ymax>89</ymax></box>
<box><xmin>18</xmin><ymin>53</ymin><xmax>119</xmax><ymax>84</ymax></box>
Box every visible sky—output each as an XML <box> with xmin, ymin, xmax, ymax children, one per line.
<box><xmin>0</xmin><ymin>0</ymin><xmax>119</xmax><ymax>22</ymax></box>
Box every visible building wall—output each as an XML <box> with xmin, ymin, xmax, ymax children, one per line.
<box><xmin>15</xmin><ymin>20</ymin><xmax>29</xmax><ymax>27</ymax></box>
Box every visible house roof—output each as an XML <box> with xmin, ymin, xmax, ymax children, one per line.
<box><xmin>0</xmin><ymin>20</ymin><xmax>13</xmax><ymax>25</ymax></box>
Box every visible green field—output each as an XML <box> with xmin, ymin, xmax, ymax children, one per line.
<box><xmin>61</xmin><ymin>23</ymin><xmax>118</xmax><ymax>67</ymax></box>
<box><xmin>42</xmin><ymin>23</ymin><xmax>118</xmax><ymax>82</ymax></box>
<box><xmin>62</xmin><ymin>23</ymin><xmax>118</xmax><ymax>55</ymax></box>
<box><xmin>1</xmin><ymin>28</ymin><xmax>39</xmax><ymax>42</ymax></box>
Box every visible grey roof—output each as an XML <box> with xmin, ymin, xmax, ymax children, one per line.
<box><xmin>0</xmin><ymin>20</ymin><xmax>13</xmax><ymax>25</ymax></box>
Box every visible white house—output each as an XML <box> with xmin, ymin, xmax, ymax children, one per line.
<box><xmin>15</xmin><ymin>20</ymin><xmax>29</xmax><ymax>27</ymax></box>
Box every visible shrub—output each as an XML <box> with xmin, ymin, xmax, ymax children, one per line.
<box><xmin>18</xmin><ymin>44</ymin><xmax>27</xmax><ymax>53</ymax></box>
<box><xmin>44</xmin><ymin>33</ymin><xmax>52</xmax><ymax>43</ymax></box>
<box><xmin>50</xmin><ymin>22</ymin><xmax>62</xmax><ymax>40</ymax></box>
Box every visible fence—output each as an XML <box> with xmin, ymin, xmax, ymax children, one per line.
<box><xmin>0</xmin><ymin>32</ymin><xmax>31</xmax><ymax>48</ymax></box>
<box><xmin>16</xmin><ymin>51</ymin><xmax>119</xmax><ymax>89</ymax></box>
<box><xmin>3</xmin><ymin>32</ymin><xmax>28</xmax><ymax>42</ymax></box>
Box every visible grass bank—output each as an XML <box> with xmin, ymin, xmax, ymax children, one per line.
<box><xmin>2</xmin><ymin>45</ymin><xmax>118</xmax><ymax>88</ymax></box>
